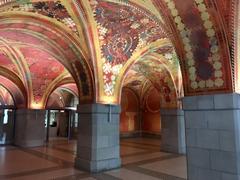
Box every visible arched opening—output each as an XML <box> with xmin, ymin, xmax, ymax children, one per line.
<box><xmin>118</xmin><ymin>42</ymin><xmax>186</xmax><ymax>178</ymax></box>
<box><xmin>120</xmin><ymin>87</ymin><xmax>140</xmax><ymax>137</ymax></box>
<box><xmin>45</xmin><ymin>83</ymin><xmax>79</xmax><ymax>142</ymax></box>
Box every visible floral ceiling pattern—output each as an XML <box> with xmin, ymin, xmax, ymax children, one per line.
<box><xmin>90</xmin><ymin>0</ymin><xmax>166</xmax><ymax>97</ymax></box>
<box><xmin>1</xmin><ymin>0</ymin><xmax>78</xmax><ymax>35</ymax></box>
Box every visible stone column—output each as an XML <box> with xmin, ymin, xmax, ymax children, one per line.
<box><xmin>3</xmin><ymin>110</ymin><xmax>15</xmax><ymax>144</ymax></box>
<box><xmin>183</xmin><ymin>93</ymin><xmax>240</xmax><ymax>180</ymax></box>
<box><xmin>160</xmin><ymin>109</ymin><xmax>186</xmax><ymax>154</ymax></box>
<box><xmin>0</xmin><ymin>109</ymin><xmax>3</xmax><ymax>143</ymax></box>
<box><xmin>14</xmin><ymin>109</ymin><xmax>46</xmax><ymax>147</ymax></box>
<box><xmin>55</xmin><ymin>111</ymin><xmax>69</xmax><ymax>137</ymax></box>
<box><xmin>75</xmin><ymin>103</ymin><xmax>121</xmax><ymax>173</ymax></box>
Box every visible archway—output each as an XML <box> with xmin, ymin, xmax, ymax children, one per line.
<box><xmin>46</xmin><ymin>83</ymin><xmax>79</xmax><ymax>141</ymax></box>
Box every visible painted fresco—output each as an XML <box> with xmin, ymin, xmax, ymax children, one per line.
<box><xmin>89</xmin><ymin>0</ymin><xmax>167</xmax><ymax>100</ymax></box>
<box><xmin>0</xmin><ymin>0</ymin><xmax>78</xmax><ymax>35</ymax></box>
<box><xmin>0</xmin><ymin>76</ymin><xmax>25</xmax><ymax>107</ymax></box>
<box><xmin>152</xmin><ymin>0</ymin><xmax>232</xmax><ymax>94</ymax></box>
<box><xmin>21</xmin><ymin>47</ymin><xmax>65</xmax><ymax>104</ymax></box>
<box><xmin>0</xmin><ymin>85</ymin><xmax>14</xmax><ymax>105</ymax></box>
<box><xmin>122</xmin><ymin>46</ymin><xmax>182</xmax><ymax>108</ymax></box>
<box><xmin>0</xmin><ymin>53</ymin><xmax>18</xmax><ymax>75</ymax></box>
<box><xmin>0</xmin><ymin>7</ymin><xmax>93</xmax><ymax>108</ymax></box>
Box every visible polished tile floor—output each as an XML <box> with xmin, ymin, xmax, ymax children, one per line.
<box><xmin>0</xmin><ymin>138</ymin><xmax>187</xmax><ymax>180</ymax></box>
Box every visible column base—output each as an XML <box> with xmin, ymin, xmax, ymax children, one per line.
<box><xmin>15</xmin><ymin>140</ymin><xmax>45</xmax><ymax>147</ymax></box>
<box><xmin>75</xmin><ymin>157</ymin><xmax>121</xmax><ymax>173</ymax></box>
<box><xmin>161</xmin><ymin>144</ymin><xmax>186</xmax><ymax>154</ymax></box>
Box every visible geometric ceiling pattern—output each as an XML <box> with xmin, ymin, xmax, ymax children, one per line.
<box><xmin>0</xmin><ymin>0</ymin><xmax>238</xmax><ymax>108</ymax></box>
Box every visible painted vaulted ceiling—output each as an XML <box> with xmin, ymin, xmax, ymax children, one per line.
<box><xmin>0</xmin><ymin>0</ymin><xmax>237</xmax><ymax>108</ymax></box>
<box><xmin>0</xmin><ymin>84</ymin><xmax>14</xmax><ymax>106</ymax></box>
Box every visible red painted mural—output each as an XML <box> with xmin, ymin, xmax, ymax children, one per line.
<box><xmin>21</xmin><ymin>47</ymin><xmax>65</xmax><ymax>103</ymax></box>
<box><xmin>0</xmin><ymin>53</ymin><xmax>18</xmax><ymax>75</ymax></box>
<box><xmin>0</xmin><ymin>10</ymin><xmax>93</xmax><ymax>108</ymax></box>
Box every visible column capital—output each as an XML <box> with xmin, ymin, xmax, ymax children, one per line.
<box><xmin>77</xmin><ymin>103</ymin><xmax>121</xmax><ymax>114</ymax></box>
<box><xmin>183</xmin><ymin>93</ymin><xmax>240</xmax><ymax>110</ymax></box>
<box><xmin>160</xmin><ymin>108</ymin><xmax>184</xmax><ymax>116</ymax></box>
<box><xmin>16</xmin><ymin>109</ymin><xmax>47</xmax><ymax>115</ymax></box>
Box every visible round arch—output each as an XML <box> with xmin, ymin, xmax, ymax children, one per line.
<box><xmin>0</xmin><ymin>66</ymin><xmax>27</xmax><ymax>107</ymax></box>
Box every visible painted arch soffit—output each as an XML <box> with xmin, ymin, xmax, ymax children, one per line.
<box><xmin>0</xmin><ymin>85</ymin><xmax>14</xmax><ymax>106</ymax></box>
<box><xmin>0</xmin><ymin>76</ymin><xmax>26</xmax><ymax>107</ymax></box>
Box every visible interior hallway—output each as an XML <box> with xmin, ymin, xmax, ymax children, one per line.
<box><xmin>0</xmin><ymin>138</ymin><xmax>187</xmax><ymax>180</ymax></box>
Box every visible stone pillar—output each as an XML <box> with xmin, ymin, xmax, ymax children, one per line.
<box><xmin>160</xmin><ymin>109</ymin><xmax>186</xmax><ymax>154</ymax></box>
<box><xmin>55</xmin><ymin>111</ymin><xmax>68</xmax><ymax>137</ymax></box>
<box><xmin>183</xmin><ymin>93</ymin><xmax>240</xmax><ymax>180</ymax></box>
<box><xmin>3</xmin><ymin>110</ymin><xmax>15</xmax><ymax>144</ymax></box>
<box><xmin>75</xmin><ymin>104</ymin><xmax>121</xmax><ymax>173</ymax></box>
<box><xmin>14</xmin><ymin>109</ymin><xmax>46</xmax><ymax>147</ymax></box>
<box><xmin>0</xmin><ymin>109</ymin><xmax>3</xmax><ymax>142</ymax></box>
